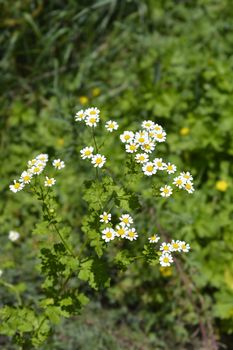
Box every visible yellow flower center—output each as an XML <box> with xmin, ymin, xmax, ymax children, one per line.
<box><xmin>163</xmin><ymin>246</ymin><xmax>169</xmax><ymax>251</ymax></box>
<box><xmin>128</xmin><ymin>231</ymin><xmax>135</xmax><ymax>238</ymax></box>
<box><xmin>185</xmin><ymin>183</ymin><xmax>192</xmax><ymax>190</ymax></box>
<box><xmin>139</xmin><ymin>156</ymin><xmax>145</xmax><ymax>161</ymax></box>
<box><xmin>14</xmin><ymin>183</ymin><xmax>20</xmax><ymax>189</ymax></box>
<box><xmin>103</xmin><ymin>215</ymin><xmax>108</xmax><ymax>221</ymax></box>
<box><xmin>23</xmin><ymin>176</ymin><xmax>30</xmax><ymax>182</ymax></box>
<box><xmin>144</xmin><ymin>144</ymin><xmax>151</xmax><ymax>150</ymax></box>
<box><xmin>122</xmin><ymin>218</ymin><xmax>129</xmax><ymax>224</ymax></box>
<box><xmin>163</xmin><ymin>188</ymin><xmax>169</xmax><ymax>194</ymax></box>
<box><xmin>124</xmin><ymin>135</ymin><xmax>130</xmax><ymax>140</ymax></box>
<box><xmin>106</xmin><ymin>232</ymin><xmax>112</xmax><ymax>238</ymax></box>
<box><xmin>176</xmin><ymin>179</ymin><xmax>182</xmax><ymax>185</ymax></box>
<box><xmin>130</xmin><ymin>145</ymin><xmax>136</xmax><ymax>150</ymax></box>
<box><xmin>157</xmin><ymin>162</ymin><xmax>162</xmax><ymax>167</ymax></box>
<box><xmin>172</xmin><ymin>243</ymin><xmax>179</xmax><ymax>249</ymax></box>
<box><xmin>89</xmin><ymin>117</ymin><xmax>96</xmax><ymax>123</ymax></box>
<box><xmin>33</xmin><ymin>167</ymin><xmax>40</xmax><ymax>173</ymax></box>
<box><xmin>85</xmin><ymin>150</ymin><xmax>91</xmax><ymax>156</ymax></box>
<box><xmin>95</xmin><ymin>158</ymin><xmax>102</xmax><ymax>164</ymax></box>
<box><xmin>47</xmin><ymin>179</ymin><xmax>53</xmax><ymax>185</ymax></box>
<box><xmin>108</xmin><ymin>123</ymin><xmax>114</xmax><ymax>128</ymax></box>
<box><xmin>146</xmin><ymin>165</ymin><xmax>153</xmax><ymax>172</ymax></box>
<box><xmin>138</xmin><ymin>137</ymin><xmax>145</xmax><ymax>143</ymax></box>
<box><xmin>150</xmin><ymin>235</ymin><xmax>156</xmax><ymax>240</ymax></box>
<box><xmin>167</xmin><ymin>165</ymin><xmax>173</xmax><ymax>171</ymax></box>
<box><xmin>182</xmin><ymin>244</ymin><xmax>186</xmax><ymax>250</ymax></box>
<box><xmin>163</xmin><ymin>257</ymin><xmax>169</xmax><ymax>263</ymax></box>
<box><xmin>155</xmin><ymin>126</ymin><xmax>161</xmax><ymax>131</ymax></box>
<box><xmin>117</xmin><ymin>228</ymin><xmax>125</xmax><ymax>236</ymax></box>
<box><xmin>90</xmin><ymin>110</ymin><xmax>97</xmax><ymax>115</ymax></box>
<box><xmin>157</xmin><ymin>133</ymin><xmax>163</xmax><ymax>139</ymax></box>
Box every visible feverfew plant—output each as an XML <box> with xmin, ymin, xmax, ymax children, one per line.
<box><xmin>2</xmin><ymin>107</ymin><xmax>195</xmax><ymax>348</ymax></box>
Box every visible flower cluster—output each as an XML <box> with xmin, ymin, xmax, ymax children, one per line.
<box><xmin>9</xmin><ymin>154</ymin><xmax>65</xmax><ymax>193</ymax></box>
<box><xmin>100</xmin><ymin>212</ymin><xmax>138</xmax><ymax>242</ymax></box>
<box><xmin>80</xmin><ymin>147</ymin><xmax>106</xmax><ymax>168</ymax></box>
<box><xmin>120</xmin><ymin>120</ymin><xmax>195</xmax><ymax>197</ymax></box>
<box><xmin>159</xmin><ymin>240</ymin><xmax>190</xmax><ymax>267</ymax></box>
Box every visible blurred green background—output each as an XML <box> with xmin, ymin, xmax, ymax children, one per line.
<box><xmin>1</xmin><ymin>0</ymin><xmax>233</xmax><ymax>349</ymax></box>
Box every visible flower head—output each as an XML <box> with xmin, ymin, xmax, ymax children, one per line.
<box><xmin>105</xmin><ymin>120</ymin><xmax>119</xmax><ymax>132</ymax></box>
<box><xmin>142</xmin><ymin>162</ymin><xmax>157</xmax><ymax>176</ymax></box>
<box><xmin>135</xmin><ymin>153</ymin><xmax>149</xmax><ymax>164</ymax></box>
<box><xmin>159</xmin><ymin>253</ymin><xmax>173</xmax><ymax>267</ymax></box>
<box><xmin>141</xmin><ymin>141</ymin><xmax>155</xmax><ymax>153</ymax></box>
<box><xmin>180</xmin><ymin>171</ymin><xmax>193</xmax><ymax>183</ymax></box>
<box><xmin>20</xmin><ymin>171</ymin><xmax>32</xmax><ymax>184</ymax></box>
<box><xmin>8</xmin><ymin>230</ymin><xmax>20</xmax><ymax>242</ymax></box>
<box><xmin>170</xmin><ymin>240</ymin><xmax>181</xmax><ymax>252</ymax></box>
<box><xmin>91</xmin><ymin>154</ymin><xmax>106</xmax><ymax>168</ymax></box>
<box><xmin>148</xmin><ymin>235</ymin><xmax>160</xmax><ymax>243</ymax></box>
<box><xmin>80</xmin><ymin>146</ymin><xmax>94</xmax><ymax>159</ymax></box>
<box><xmin>44</xmin><ymin>176</ymin><xmax>56</xmax><ymax>187</ymax></box>
<box><xmin>173</xmin><ymin>176</ymin><xmax>186</xmax><ymax>189</ymax></box>
<box><xmin>115</xmin><ymin>224</ymin><xmax>128</xmax><ymax>238</ymax></box>
<box><xmin>154</xmin><ymin>131</ymin><xmax>166</xmax><ymax>142</ymax></box>
<box><xmin>154</xmin><ymin>158</ymin><xmax>166</xmax><ymax>170</ymax></box>
<box><xmin>160</xmin><ymin>185</ymin><xmax>173</xmax><ymax>197</ymax></box>
<box><xmin>166</xmin><ymin>163</ymin><xmax>177</xmax><ymax>174</ymax></box>
<box><xmin>184</xmin><ymin>181</ymin><xmax>195</xmax><ymax>194</ymax></box>
<box><xmin>36</xmin><ymin>154</ymin><xmax>49</xmax><ymax>163</ymax></box>
<box><xmin>216</xmin><ymin>180</ymin><xmax>228</xmax><ymax>192</ymax></box>
<box><xmin>53</xmin><ymin>159</ymin><xmax>65</xmax><ymax>170</ymax></box>
<box><xmin>100</xmin><ymin>212</ymin><xmax>111</xmax><ymax>223</ymax></box>
<box><xmin>85</xmin><ymin>115</ymin><xmax>100</xmax><ymax>127</ymax></box>
<box><xmin>141</xmin><ymin>120</ymin><xmax>155</xmax><ymax>130</ymax></box>
<box><xmin>125</xmin><ymin>143</ymin><xmax>139</xmax><ymax>153</ymax></box>
<box><xmin>119</xmin><ymin>214</ymin><xmax>133</xmax><ymax>227</ymax></box>
<box><xmin>120</xmin><ymin>131</ymin><xmax>134</xmax><ymax>144</ymax></box>
<box><xmin>10</xmin><ymin>180</ymin><xmax>24</xmax><ymax>193</ymax></box>
<box><xmin>160</xmin><ymin>242</ymin><xmax>172</xmax><ymax>253</ymax></box>
<box><xmin>85</xmin><ymin>107</ymin><xmax>100</xmax><ymax>117</ymax></box>
<box><xmin>126</xmin><ymin>228</ymin><xmax>138</xmax><ymax>241</ymax></box>
<box><xmin>102</xmin><ymin>228</ymin><xmax>115</xmax><ymax>242</ymax></box>
<box><xmin>75</xmin><ymin>109</ymin><xmax>86</xmax><ymax>122</ymax></box>
<box><xmin>179</xmin><ymin>241</ymin><xmax>190</xmax><ymax>253</ymax></box>
<box><xmin>135</xmin><ymin>131</ymin><xmax>149</xmax><ymax>145</ymax></box>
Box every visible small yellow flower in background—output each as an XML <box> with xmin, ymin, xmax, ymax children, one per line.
<box><xmin>160</xmin><ymin>266</ymin><xmax>173</xmax><ymax>277</ymax></box>
<box><xmin>79</xmin><ymin>96</ymin><xmax>89</xmax><ymax>105</ymax></box>
<box><xmin>216</xmin><ymin>180</ymin><xmax>228</xmax><ymax>192</ymax></box>
<box><xmin>92</xmin><ymin>88</ymin><xmax>101</xmax><ymax>97</ymax></box>
<box><xmin>57</xmin><ymin>138</ymin><xmax>65</xmax><ymax>147</ymax></box>
<box><xmin>180</xmin><ymin>127</ymin><xmax>190</xmax><ymax>136</ymax></box>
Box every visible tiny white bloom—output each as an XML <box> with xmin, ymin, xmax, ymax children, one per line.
<box><xmin>141</xmin><ymin>120</ymin><xmax>155</xmax><ymax>130</ymax></box>
<box><xmin>180</xmin><ymin>171</ymin><xmax>193</xmax><ymax>183</ymax></box>
<box><xmin>36</xmin><ymin>154</ymin><xmax>49</xmax><ymax>162</ymax></box>
<box><xmin>159</xmin><ymin>253</ymin><xmax>173</xmax><ymax>267</ymax></box>
<box><xmin>27</xmin><ymin>159</ymin><xmax>37</xmax><ymax>168</ymax></box>
<box><xmin>120</xmin><ymin>131</ymin><xmax>134</xmax><ymax>144</ymax></box>
<box><xmin>126</xmin><ymin>228</ymin><xmax>138</xmax><ymax>241</ymax></box>
<box><xmin>105</xmin><ymin>120</ymin><xmax>119</xmax><ymax>132</ymax></box>
<box><xmin>8</xmin><ymin>230</ymin><xmax>20</xmax><ymax>242</ymax></box>
<box><xmin>125</xmin><ymin>143</ymin><xmax>139</xmax><ymax>153</ymax></box>
<box><xmin>102</xmin><ymin>228</ymin><xmax>115</xmax><ymax>242</ymax></box>
<box><xmin>184</xmin><ymin>181</ymin><xmax>195</xmax><ymax>194</ymax></box>
<box><xmin>75</xmin><ymin>109</ymin><xmax>86</xmax><ymax>122</ymax></box>
<box><xmin>53</xmin><ymin>159</ymin><xmax>65</xmax><ymax>170</ymax></box>
<box><xmin>80</xmin><ymin>146</ymin><xmax>94</xmax><ymax>159</ymax></box>
<box><xmin>44</xmin><ymin>176</ymin><xmax>56</xmax><ymax>187</ymax></box>
<box><xmin>19</xmin><ymin>171</ymin><xmax>32</xmax><ymax>184</ymax></box>
<box><xmin>9</xmin><ymin>180</ymin><xmax>24</xmax><ymax>193</ymax></box>
<box><xmin>119</xmin><ymin>214</ymin><xmax>133</xmax><ymax>227</ymax></box>
<box><xmin>85</xmin><ymin>114</ymin><xmax>100</xmax><ymax>127</ymax></box>
<box><xmin>166</xmin><ymin>163</ymin><xmax>177</xmax><ymax>174</ymax></box>
<box><xmin>152</xmin><ymin>124</ymin><xmax>163</xmax><ymax>133</ymax></box>
<box><xmin>153</xmin><ymin>158</ymin><xmax>167</xmax><ymax>170</ymax></box>
<box><xmin>115</xmin><ymin>224</ymin><xmax>128</xmax><ymax>238</ymax></box>
<box><xmin>134</xmin><ymin>131</ymin><xmax>149</xmax><ymax>145</ymax></box>
<box><xmin>91</xmin><ymin>154</ymin><xmax>106</xmax><ymax>168</ymax></box>
<box><xmin>142</xmin><ymin>162</ymin><xmax>157</xmax><ymax>176</ymax></box>
<box><xmin>160</xmin><ymin>242</ymin><xmax>172</xmax><ymax>253</ymax></box>
<box><xmin>85</xmin><ymin>107</ymin><xmax>100</xmax><ymax>117</ymax></box>
<box><xmin>160</xmin><ymin>185</ymin><xmax>173</xmax><ymax>197</ymax></box>
<box><xmin>179</xmin><ymin>241</ymin><xmax>190</xmax><ymax>253</ymax></box>
<box><xmin>141</xmin><ymin>141</ymin><xmax>156</xmax><ymax>153</ymax></box>
<box><xmin>148</xmin><ymin>235</ymin><xmax>160</xmax><ymax>243</ymax></box>
<box><xmin>29</xmin><ymin>165</ymin><xmax>44</xmax><ymax>175</ymax></box>
<box><xmin>173</xmin><ymin>176</ymin><xmax>186</xmax><ymax>189</ymax></box>
<box><xmin>170</xmin><ymin>240</ymin><xmax>181</xmax><ymax>252</ymax></box>
<box><xmin>154</xmin><ymin>131</ymin><xmax>166</xmax><ymax>142</ymax></box>
<box><xmin>100</xmin><ymin>212</ymin><xmax>111</xmax><ymax>223</ymax></box>
<box><xmin>135</xmin><ymin>153</ymin><xmax>149</xmax><ymax>164</ymax></box>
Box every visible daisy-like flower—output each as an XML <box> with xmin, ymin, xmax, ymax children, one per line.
<box><xmin>180</xmin><ymin>171</ymin><xmax>193</xmax><ymax>183</ymax></box>
<box><xmin>8</xmin><ymin>230</ymin><xmax>20</xmax><ymax>242</ymax></box>
<box><xmin>166</xmin><ymin>163</ymin><xmax>177</xmax><ymax>174</ymax></box>
<box><xmin>105</xmin><ymin>120</ymin><xmax>119</xmax><ymax>132</ymax></box>
<box><xmin>115</xmin><ymin>224</ymin><xmax>128</xmax><ymax>238</ymax></box>
<box><xmin>80</xmin><ymin>146</ymin><xmax>94</xmax><ymax>159</ymax></box>
<box><xmin>75</xmin><ymin>109</ymin><xmax>86</xmax><ymax>122</ymax></box>
<box><xmin>91</xmin><ymin>154</ymin><xmax>106</xmax><ymax>168</ymax></box>
<box><xmin>120</xmin><ymin>131</ymin><xmax>134</xmax><ymax>144</ymax></box>
<box><xmin>160</xmin><ymin>185</ymin><xmax>173</xmax><ymax>197</ymax></box>
<box><xmin>9</xmin><ymin>180</ymin><xmax>24</xmax><ymax>193</ymax></box>
<box><xmin>100</xmin><ymin>212</ymin><xmax>111</xmax><ymax>223</ymax></box>
<box><xmin>154</xmin><ymin>131</ymin><xmax>166</xmax><ymax>142</ymax></box>
<box><xmin>29</xmin><ymin>165</ymin><xmax>44</xmax><ymax>176</ymax></box>
<box><xmin>141</xmin><ymin>141</ymin><xmax>155</xmax><ymax>153</ymax></box>
<box><xmin>152</xmin><ymin>123</ymin><xmax>163</xmax><ymax>133</ymax></box>
<box><xmin>102</xmin><ymin>228</ymin><xmax>115</xmax><ymax>242</ymax></box>
<box><xmin>125</xmin><ymin>143</ymin><xmax>139</xmax><ymax>153</ymax></box>
<box><xmin>126</xmin><ymin>228</ymin><xmax>138</xmax><ymax>241</ymax></box>
<box><xmin>179</xmin><ymin>241</ymin><xmax>190</xmax><ymax>253</ymax></box>
<box><xmin>184</xmin><ymin>181</ymin><xmax>195</xmax><ymax>194</ymax></box>
<box><xmin>170</xmin><ymin>240</ymin><xmax>181</xmax><ymax>252</ymax></box>
<box><xmin>148</xmin><ymin>234</ymin><xmax>160</xmax><ymax>243</ymax></box>
<box><xmin>142</xmin><ymin>162</ymin><xmax>157</xmax><ymax>176</ymax></box>
<box><xmin>85</xmin><ymin>107</ymin><xmax>100</xmax><ymax>117</ymax></box>
<box><xmin>134</xmin><ymin>131</ymin><xmax>149</xmax><ymax>145</ymax></box>
<box><xmin>36</xmin><ymin>154</ymin><xmax>49</xmax><ymax>162</ymax></box>
<box><xmin>53</xmin><ymin>159</ymin><xmax>65</xmax><ymax>170</ymax></box>
<box><xmin>153</xmin><ymin>158</ymin><xmax>166</xmax><ymax>170</ymax></box>
<box><xmin>27</xmin><ymin>159</ymin><xmax>37</xmax><ymax>168</ymax></box>
<box><xmin>173</xmin><ymin>176</ymin><xmax>186</xmax><ymax>189</ymax></box>
<box><xmin>44</xmin><ymin>176</ymin><xmax>56</xmax><ymax>187</ymax></box>
<box><xmin>160</xmin><ymin>242</ymin><xmax>172</xmax><ymax>253</ymax></box>
<box><xmin>141</xmin><ymin>120</ymin><xmax>155</xmax><ymax>130</ymax></box>
<box><xmin>159</xmin><ymin>253</ymin><xmax>173</xmax><ymax>267</ymax></box>
<box><xmin>135</xmin><ymin>153</ymin><xmax>149</xmax><ymax>164</ymax></box>
<box><xmin>20</xmin><ymin>171</ymin><xmax>32</xmax><ymax>184</ymax></box>
<box><xmin>119</xmin><ymin>214</ymin><xmax>133</xmax><ymax>227</ymax></box>
<box><xmin>85</xmin><ymin>115</ymin><xmax>100</xmax><ymax>128</ymax></box>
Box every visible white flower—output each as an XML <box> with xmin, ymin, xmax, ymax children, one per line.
<box><xmin>159</xmin><ymin>253</ymin><xmax>173</xmax><ymax>267</ymax></box>
<box><xmin>148</xmin><ymin>235</ymin><xmax>160</xmax><ymax>243</ymax></box>
<box><xmin>184</xmin><ymin>181</ymin><xmax>195</xmax><ymax>194</ymax></box>
<box><xmin>160</xmin><ymin>185</ymin><xmax>173</xmax><ymax>197</ymax></box>
<box><xmin>135</xmin><ymin>153</ymin><xmax>149</xmax><ymax>164</ymax></box>
<box><xmin>134</xmin><ymin>131</ymin><xmax>149</xmax><ymax>145</ymax></box>
<box><xmin>80</xmin><ymin>146</ymin><xmax>94</xmax><ymax>159</ymax></box>
<box><xmin>141</xmin><ymin>120</ymin><xmax>155</xmax><ymax>130</ymax></box>
<box><xmin>102</xmin><ymin>228</ymin><xmax>115</xmax><ymax>242</ymax></box>
<box><xmin>119</xmin><ymin>214</ymin><xmax>133</xmax><ymax>227</ymax></box>
<box><xmin>125</xmin><ymin>143</ymin><xmax>139</xmax><ymax>153</ymax></box>
<box><xmin>166</xmin><ymin>163</ymin><xmax>177</xmax><ymax>174</ymax></box>
<box><xmin>44</xmin><ymin>176</ymin><xmax>56</xmax><ymax>187</ymax></box>
<box><xmin>160</xmin><ymin>242</ymin><xmax>172</xmax><ymax>253</ymax></box>
<box><xmin>27</xmin><ymin>159</ymin><xmax>37</xmax><ymax>168</ymax></box>
<box><xmin>105</xmin><ymin>120</ymin><xmax>119</xmax><ymax>132</ymax></box>
<box><xmin>173</xmin><ymin>176</ymin><xmax>186</xmax><ymax>189</ymax></box>
<box><xmin>120</xmin><ymin>131</ymin><xmax>134</xmax><ymax>144</ymax></box>
<box><xmin>154</xmin><ymin>131</ymin><xmax>166</xmax><ymax>142</ymax></box>
<box><xmin>19</xmin><ymin>171</ymin><xmax>32</xmax><ymax>184</ymax></box>
<box><xmin>152</xmin><ymin>124</ymin><xmax>163</xmax><ymax>133</ymax></box>
<box><xmin>29</xmin><ymin>165</ymin><xmax>44</xmax><ymax>175</ymax></box>
<box><xmin>85</xmin><ymin>115</ymin><xmax>100</xmax><ymax>127</ymax></box>
<box><xmin>126</xmin><ymin>228</ymin><xmax>138</xmax><ymax>241</ymax></box>
<box><xmin>180</xmin><ymin>171</ymin><xmax>193</xmax><ymax>183</ymax></box>
<box><xmin>36</xmin><ymin>154</ymin><xmax>49</xmax><ymax>162</ymax></box>
<box><xmin>9</xmin><ymin>180</ymin><xmax>24</xmax><ymax>193</ymax></box>
<box><xmin>141</xmin><ymin>141</ymin><xmax>156</xmax><ymax>153</ymax></box>
<box><xmin>170</xmin><ymin>240</ymin><xmax>181</xmax><ymax>252</ymax></box>
<box><xmin>91</xmin><ymin>154</ymin><xmax>106</xmax><ymax>168</ymax></box>
<box><xmin>153</xmin><ymin>158</ymin><xmax>167</xmax><ymax>170</ymax></box>
<box><xmin>142</xmin><ymin>162</ymin><xmax>157</xmax><ymax>176</ymax></box>
<box><xmin>115</xmin><ymin>224</ymin><xmax>128</xmax><ymax>238</ymax></box>
<box><xmin>8</xmin><ymin>230</ymin><xmax>20</xmax><ymax>242</ymax></box>
<box><xmin>85</xmin><ymin>107</ymin><xmax>100</xmax><ymax>117</ymax></box>
<box><xmin>179</xmin><ymin>241</ymin><xmax>190</xmax><ymax>253</ymax></box>
<box><xmin>75</xmin><ymin>109</ymin><xmax>86</xmax><ymax>122</ymax></box>
<box><xmin>100</xmin><ymin>212</ymin><xmax>111</xmax><ymax>223</ymax></box>
<box><xmin>0</xmin><ymin>270</ymin><xmax>3</xmax><ymax>278</ymax></box>
<box><xmin>53</xmin><ymin>159</ymin><xmax>65</xmax><ymax>170</ymax></box>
